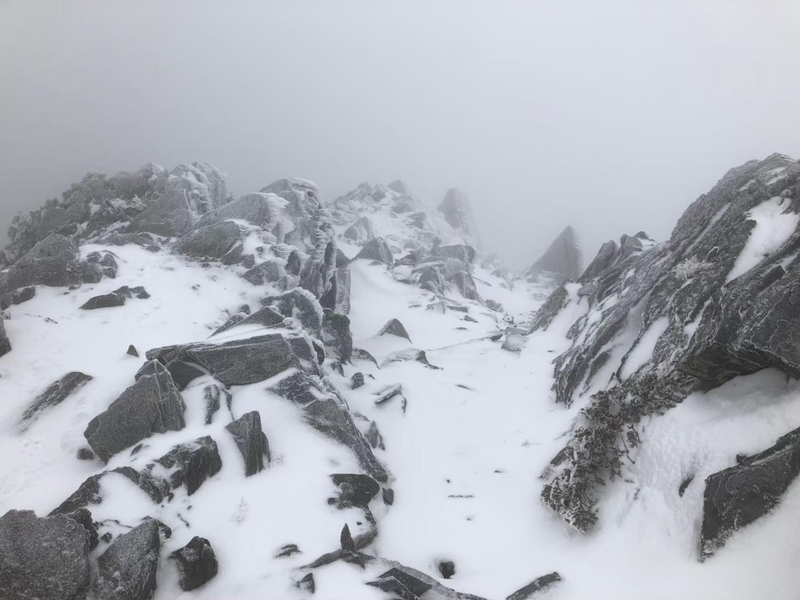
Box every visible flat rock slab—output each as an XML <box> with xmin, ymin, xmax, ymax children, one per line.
<box><xmin>0</xmin><ymin>510</ymin><xmax>90</xmax><ymax>600</ymax></box>
<box><xmin>84</xmin><ymin>360</ymin><xmax>185</xmax><ymax>462</ymax></box>
<box><xmin>701</xmin><ymin>426</ymin><xmax>800</xmax><ymax>559</ymax></box>
<box><xmin>147</xmin><ymin>334</ymin><xmax>300</xmax><ymax>387</ymax></box>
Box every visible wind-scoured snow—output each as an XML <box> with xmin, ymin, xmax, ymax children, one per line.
<box><xmin>726</xmin><ymin>196</ymin><xmax>799</xmax><ymax>282</ymax></box>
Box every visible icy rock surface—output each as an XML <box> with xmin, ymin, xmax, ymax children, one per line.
<box><xmin>528</xmin><ymin>225</ymin><xmax>582</xmax><ymax>283</ymax></box>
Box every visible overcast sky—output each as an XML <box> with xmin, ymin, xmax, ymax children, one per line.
<box><xmin>1</xmin><ymin>0</ymin><xmax>799</xmax><ymax>267</ymax></box>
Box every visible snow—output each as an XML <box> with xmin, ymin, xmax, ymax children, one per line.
<box><xmin>621</xmin><ymin>316</ymin><xmax>670</xmax><ymax>379</ymax></box>
<box><xmin>726</xmin><ymin>196</ymin><xmax>799</xmax><ymax>282</ymax></box>
<box><xmin>3</xmin><ymin>216</ymin><xmax>800</xmax><ymax>599</ymax></box>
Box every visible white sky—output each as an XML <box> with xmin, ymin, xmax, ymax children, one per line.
<box><xmin>1</xmin><ymin>0</ymin><xmax>799</xmax><ymax>267</ymax></box>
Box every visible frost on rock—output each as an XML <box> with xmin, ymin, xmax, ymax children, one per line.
<box><xmin>437</xmin><ymin>187</ymin><xmax>480</xmax><ymax>248</ymax></box>
<box><xmin>541</xmin><ymin>152</ymin><xmax>800</xmax><ymax>531</ymax></box>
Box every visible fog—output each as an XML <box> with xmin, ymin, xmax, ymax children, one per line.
<box><xmin>2</xmin><ymin>0</ymin><xmax>799</xmax><ymax>267</ymax></box>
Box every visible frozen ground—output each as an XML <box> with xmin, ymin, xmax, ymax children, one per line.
<box><xmin>1</xmin><ymin>240</ymin><xmax>800</xmax><ymax>599</ymax></box>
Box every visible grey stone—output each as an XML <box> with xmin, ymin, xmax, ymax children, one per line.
<box><xmin>351</xmin><ymin>372</ymin><xmax>365</xmax><ymax>389</ymax></box>
<box><xmin>264</xmin><ymin>288</ymin><xmax>324</xmax><ymax>339</ymax></box>
<box><xmin>506</xmin><ymin>572</ymin><xmax>562</xmax><ymax>600</ymax></box>
<box><xmin>225</xmin><ymin>411</ymin><xmax>270</xmax><ymax>476</ymax></box>
<box><xmin>0</xmin><ymin>318</ymin><xmax>10</xmax><ymax>359</ymax></box>
<box><xmin>50</xmin><ymin>467</ymin><xmax>170</xmax><ymax>515</ymax></box>
<box><xmin>242</xmin><ymin>260</ymin><xmax>286</xmax><ymax>286</ymax></box>
<box><xmin>378</xmin><ymin>318</ymin><xmax>411</xmax><ymax>342</ymax></box>
<box><xmin>94</xmin><ymin>519</ymin><xmax>163</xmax><ymax>600</ymax></box>
<box><xmin>154</xmin><ymin>436</ymin><xmax>222</xmax><ymax>495</ymax></box>
<box><xmin>269</xmin><ymin>371</ymin><xmax>387</xmax><ymax>482</ymax></box>
<box><xmin>0</xmin><ymin>510</ymin><xmax>90</xmax><ymax>600</ymax></box>
<box><xmin>437</xmin><ymin>188</ymin><xmax>480</xmax><ymax>244</ymax></box>
<box><xmin>21</xmin><ymin>372</ymin><xmax>93</xmax><ymax>427</ymax></box>
<box><xmin>147</xmin><ymin>334</ymin><xmax>300</xmax><ymax>387</ymax></box>
<box><xmin>355</xmin><ymin>237</ymin><xmax>394</xmax><ymax>266</ymax></box>
<box><xmin>0</xmin><ymin>286</ymin><xmax>36</xmax><ymax>309</ymax></box>
<box><xmin>450</xmin><ymin>271</ymin><xmax>481</xmax><ymax>302</ymax></box>
<box><xmin>203</xmin><ymin>384</ymin><xmax>232</xmax><ymax>425</ymax></box>
<box><xmin>174</xmin><ymin>220</ymin><xmax>245</xmax><ymax>265</ymax></box>
<box><xmin>84</xmin><ymin>361</ymin><xmax>185</xmax><ymax>462</ymax></box>
<box><xmin>197</xmin><ymin>192</ymin><xmax>274</xmax><ymax>228</ymax></box>
<box><xmin>701</xmin><ymin>426</ymin><xmax>800</xmax><ymax>559</ymax></box>
<box><xmin>528</xmin><ymin>226</ymin><xmax>582</xmax><ymax>282</ymax></box>
<box><xmin>323</xmin><ymin>309</ymin><xmax>353</xmax><ymax>363</ymax></box>
<box><xmin>329</xmin><ymin>474</ymin><xmax>380</xmax><ymax>508</ymax></box>
<box><xmin>343</xmin><ymin>216</ymin><xmax>375</xmax><ymax>241</ymax></box>
<box><xmin>169</xmin><ymin>536</ymin><xmax>218</xmax><ymax>591</ymax></box>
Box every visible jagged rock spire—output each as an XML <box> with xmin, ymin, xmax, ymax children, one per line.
<box><xmin>437</xmin><ymin>188</ymin><xmax>480</xmax><ymax>246</ymax></box>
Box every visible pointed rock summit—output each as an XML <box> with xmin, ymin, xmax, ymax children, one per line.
<box><xmin>437</xmin><ymin>188</ymin><xmax>479</xmax><ymax>246</ymax></box>
<box><xmin>528</xmin><ymin>226</ymin><xmax>582</xmax><ymax>282</ymax></box>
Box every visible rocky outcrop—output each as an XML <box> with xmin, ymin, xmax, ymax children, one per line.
<box><xmin>0</xmin><ymin>510</ymin><xmax>91</xmax><ymax>600</ymax></box>
<box><xmin>153</xmin><ymin>436</ymin><xmax>222</xmax><ymax>495</ymax></box>
<box><xmin>538</xmin><ymin>153</ymin><xmax>800</xmax><ymax>532</ymax></box>
<box><xmin>173</xmin><ymin>220</ymin><xmax>247</xmax><ymax>265</ymax></box>
<box><xmin>84</xmin><ymin>361</ymin><xmax>185</xmax><ymax>462</ymax></box>
<box><xmin>528</xmin><ymin>226</ymin><xmax>582</xmax><ymax>283</ymax></box>
<box><xmin>701</xmin><ymin>426</ymin><xmax>800</xmax><ymax>559</ymax></box>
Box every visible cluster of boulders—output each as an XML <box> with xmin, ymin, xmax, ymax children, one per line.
<box><xmin>534</xmin><ymin>153</ymin><xmax>800</xmax><ymax>555</ymax></box>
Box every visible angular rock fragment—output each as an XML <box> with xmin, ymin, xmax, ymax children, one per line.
<box><xmin>264</xmin><ymin>288</ymin><xmax>324</xmax><ymax>338</ymax></box>
<box><xmin>329</xmin><ymin>474</ymin><xmax>380</xmax><ymax>508</ymax></box>
<box><xmin>242</xmin><ymin>261</ymin><xmax>286</xmax><ymax>286</ymax></box>
<box><xmin>296</xmin><ymin>572</ymin><xmax>315</xmax><ymax>594</ymax></box>
<box><xmin>21</xmin><ymin>371</ymin><xmax>93</xmax><ymax>427</ymax></box>
<box><xmin>50</xmin><ymin>467</ymin><xmax>171</xmax><ymax>515</ymax></box>
<box><xmin>344</xmin><ymin>216</ymin><xmax>375</xmax><ymax>241</ymax></box>
<box><xmin>0</xmin><ymin>285</ymin><xmax>35</xmax><ymax>309</ymax></box>
<box><xmin>154</xmin><ymin>436</ymin><xmax>222</xmax><ymax>495</ymax></box>
<box><xmin>351</xmin><ymin>372</ymin><xmax>365</xmax><ymax>389</ymax></box>
<box><xmin>374</xmin><ymin>384</ymin><xmax>404</xmax><ymax>406</ymax></box>
<box><xmin>84</xmin><ymin>361</ymin><xmax>185</xmax><ymax>462</ymax></box>
<box><xmin>355</xmin><ymin>237</ymin><xmax>394</xmax><ymax>266</ymax></box>
<box><xmin>0</xmin><ymin>510</ymin><xmax>91</xmax><ymax>600</ymax></box>
<box><xmin>270</xmin><ymin>371</ymin><xmax>387</xmax><ymax>482</ymax></box>
<box><xmin>203</xmin><ymin>383</ymin><xmax>232</xmax><ymax>425</ymax></box>
<box><xmin>506</xmin><ymin>572</ymin><xmax>562</xmax><ymax>600</ymax></box>
<box><xmin>378</xmin><ymin>318</ymin><xmax>411</xmax><ymax>342</ymax></box>
<box><xmin>381</xmin><ymin>349</ymin><xmax>439</xmax><ymax>369</ymax></box>
<box><xmin>225</xmin><ymin>411</ymin><xmax>270</xmax><ymax>476</ymax></box>
<box><xmin>528</xmin><ymin>226</ymin><xmax>582</xmax><ymax>282</ymax></box>
<box><xmin>174</xmin><ymin>220</ymin><xmax>246</xmax><ymax>265</ymax></box>
<box><xmin>450</xmin><ymin>270</ymin><xmax>481</xmax><ymax>302</ymax></box>
<box><xmin>94</xmin><ymin>518</ymin><xmax>163</xmax><ymax>600</ymax></box>
<box><xmin>276</xmin><ymin>544</ymin><xmax>301</xmax><ymax>558</ymax></box>
<box><xmin>0</xmin><ymin>318</ymin><xmax>10</xmax><ymax>359</ymax></box>
<box><xmin>323</xmin><ymin>309</ymin><xmax>353</xmax><ymax>362</ymax></box>
<box><xmin>65</xmin><ymin>508</ymin><xmax>99</xmax><ymax>551</ymax></box>
<box><xmin>147</xmin><ymin>334</ymin><xmax>300</xmax><ymax>387</ymax></box>
<box><xmin>80</xmin><ymin>285</ymin><xmax>149</xmax><ymax>310</ymax></box>
<box><xmin>169</xmin><ymin>536</ymin><xmax>218</xmax><ymax>591</ymax></box>
<box><xmin>127</xmin><ymin>344</ymin><xmax>139</xmax><ymax>357</ymax></box>
<box><xmin>212</xmin><ymin>305</ymin><xmax>285</xmax><ymax>336</ymax></box>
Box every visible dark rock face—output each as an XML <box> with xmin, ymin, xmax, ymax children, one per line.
<box><xmin>701</xmin><ymin>426</ymin><xmax>800</xmax><ymax>559</ymax></box>
<box><xmin>343</xmin><ymin>216</ymin><xmax>375</xmax><ymax>241</ymax></box>
<box><xmin>174</xmin><ymin>220</ymin><xmax>245</xmax><ymax>265</ymax></box>
<box><xmin>84</xmin><ymin>361</ymin><xmax>185</xmax><ymax>462</ymax></box>
<box><xmin>506</xmin><ymin>572</ymin><xmax>562</xmax><ymax>600</ymax></box>
<box><xmin>0</xmin><ymin>510</ymin><xmax>90</xmax><ymax>600</ymax></box>
<box><xmin>378</xmin><ymin>318</ymin><xmax>411</xmax><ymax>342</ymax></box>
<box><xmin>169</xmin><ymin>536</ymin><xmax>218</xmax><ymax>591</ymax></box>
<box><xmin>330</xmin><ymin>474</ymin><xmax>380</xmax><ymax>508</ymax></box>
<box><xmin>355</xmin><ymin>237</ymin><xmax>394</xmax><ymax>266</ymax></box>
<box><xmin>539</xmin><ymin>153</ymin><xmax>800</xmax><ymax>532</ymax></box>
<box><xmin>270</xmin><ymin>371</ymin><xmax>387</xmax><ymax>482</ymax></box>
<box><xmin>438</xmin><ymin>560</ymin><xmax>456</xmax><ymax>579</ymax></box>
<box><xmin>351</xmin><ymin>372</ymin><xmax>365</xmax><ymax>389</ymax></box>
<box><xmin>530</xmin><ymin>285</ymin><xmax>569</xmax><ymax>332</ymax></box>
<box><xmin>528</xmin><ymin>226</ymin><xmax>582</xmax><ymax>282</ymax></box>
<box><xmin>154</xmin><ymin>436</ymin><xmax>222</xmax><ymax>495</ymax></box>
<box><xmin>65</xmin><ymin>508</ymin><xmax>99</xmax><ymax>551</ymax></box>
<box><xmin>225</xmin><ymin>411</ymin><xmax>270</xmax><ymax>476</ymax></box>
<box><xmin>21</xmin><ymin>371</ymin><xmax>93</xmax><ymax>426</ymax></box>
<box><xmin>322</xmin><ymin>309</ymin><xmax>353</xmax><ymax>363</ymax></box>
<box><xmin>296</xmin><ymin>572</ymin><xmax>315</xmax><ymax>594</ymax></box>
<box><xmin>147</xmin><ymin>334</ymin><xmax>300</xmax><ymax>388</ymax></box>
<box><xmin>94</xmin><ymin>519</ymin><xmax>163</xmax><ymax>600</ymax></box>
<box><xmin>80</xmin><ymin>285</ymin><xmax>149</xmax><ymax>310</ymax></box>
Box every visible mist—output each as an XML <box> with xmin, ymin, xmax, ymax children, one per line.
<box><xmin>2</xmin><ymin>0</ymin><xmax>799</xmax><ymax>268</ymax></box>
